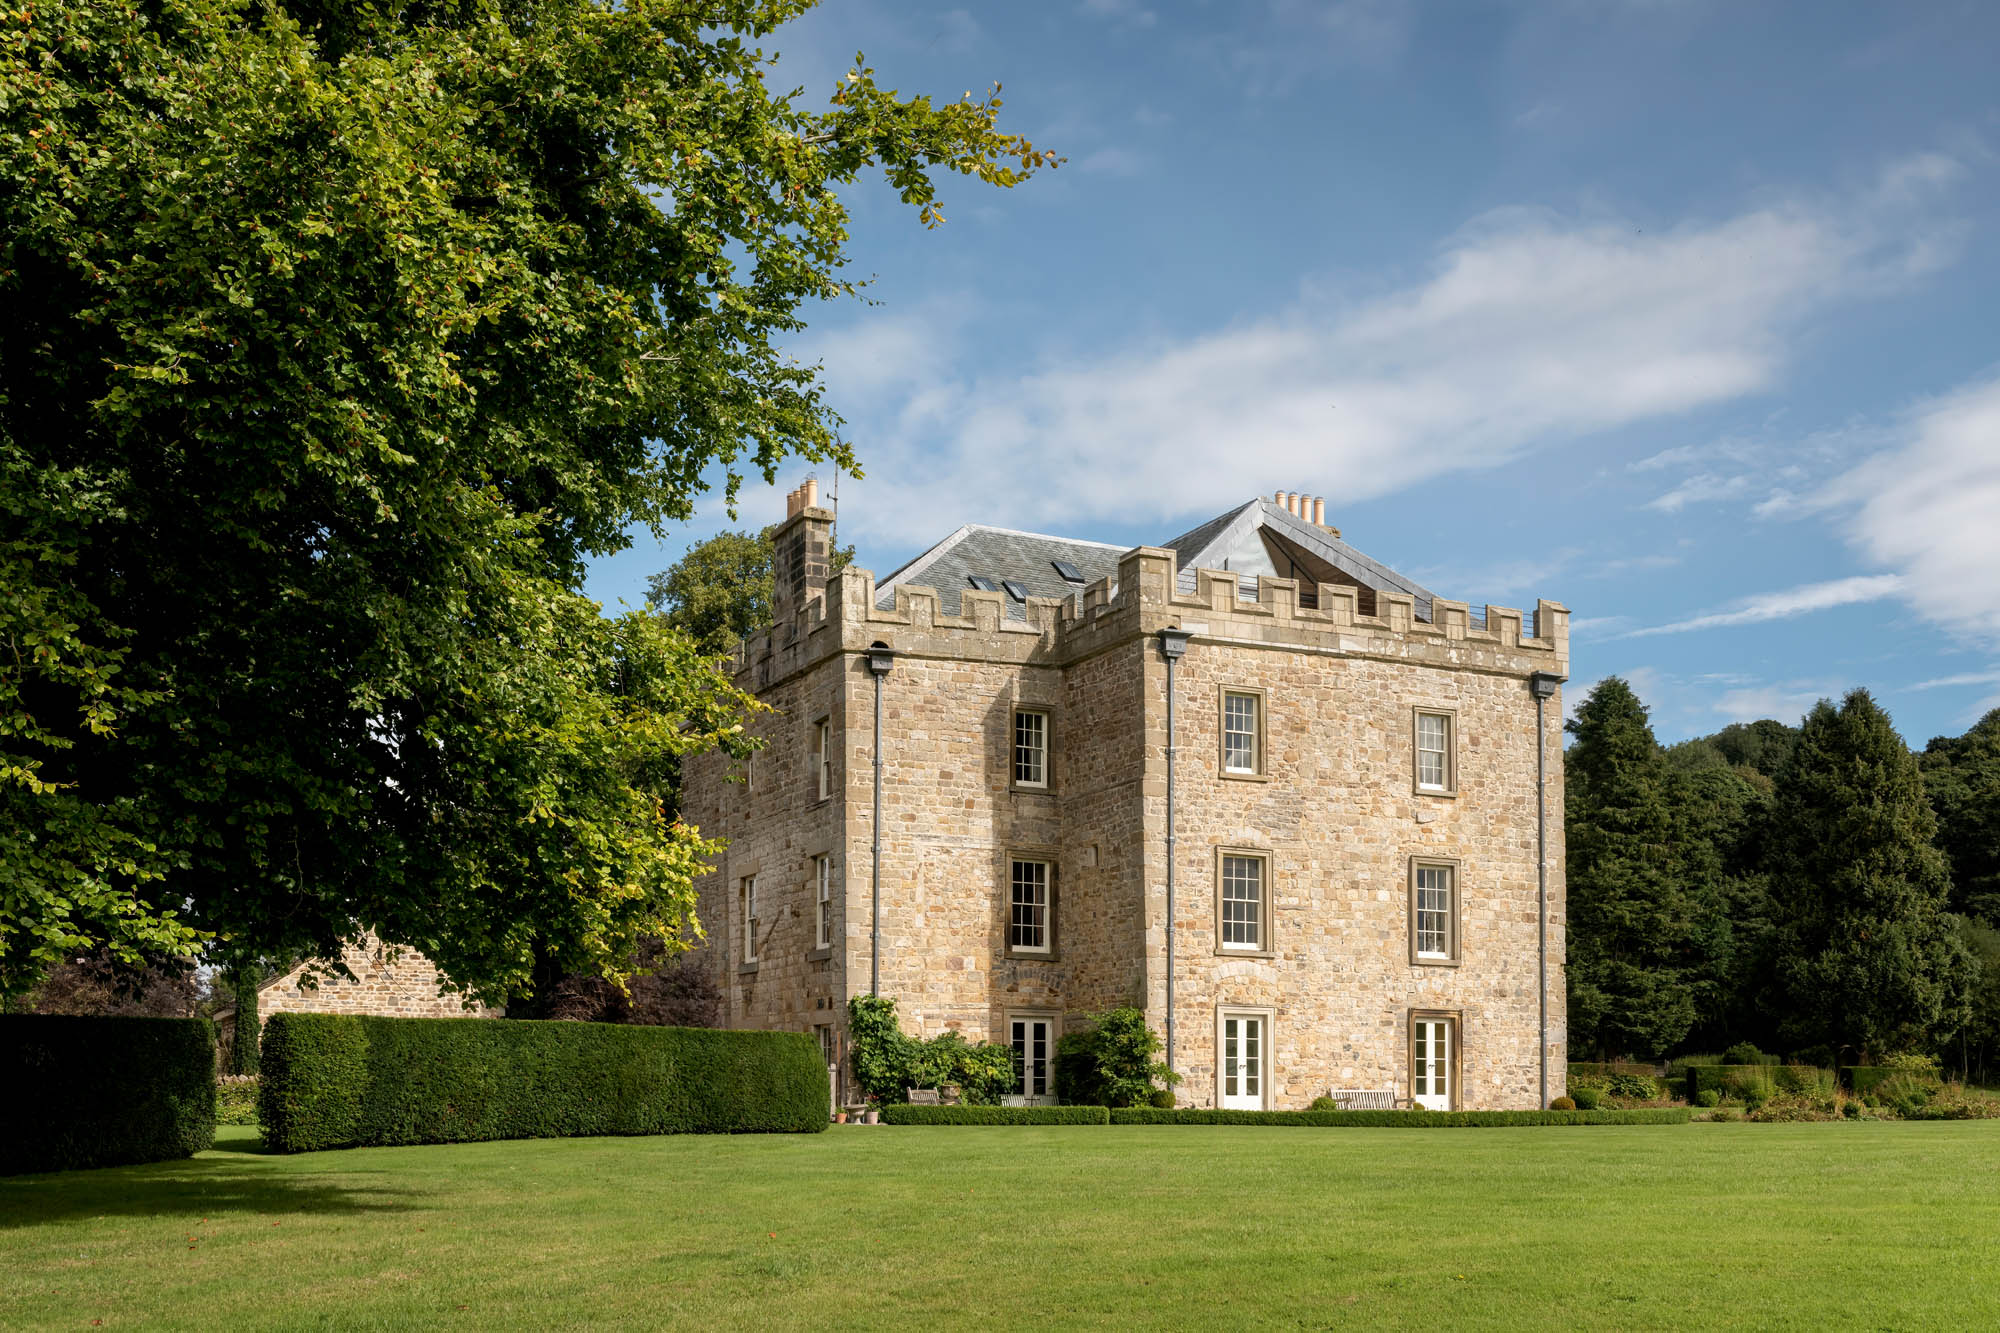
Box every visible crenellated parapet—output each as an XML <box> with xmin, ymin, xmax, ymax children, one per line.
<box><xmin>728</xmin><ymin>543</ymin><xmax>1566</xmax><ymax>689</ymax></box>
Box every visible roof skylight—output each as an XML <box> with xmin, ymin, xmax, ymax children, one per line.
<box><xmin>968</xmin><ymin>575</ymin><xmax>999</xmax><ymax>592</ymax></box>
<box><xmin>1002</xmin><ymin>580</ymin><xmax>1029</xmax><ymax>603</ymax></box>
<box><xmin>1052</xmin><ymin>560</ymin><xmax>1085</xmax><ymax>583</ymax></box>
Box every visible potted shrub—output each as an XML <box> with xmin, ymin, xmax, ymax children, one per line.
<box><xmin>863</xmin><ymin>1097</ymin><xmax>881</xmax><ymax>1125</ymax></box>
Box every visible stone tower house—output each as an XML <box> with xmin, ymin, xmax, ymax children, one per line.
<box><xmin>680</xmin><ymin>487</ymin><xmax>1569</xmax><ymax>1110</ymax></box>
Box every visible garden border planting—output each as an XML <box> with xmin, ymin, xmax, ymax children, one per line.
<box><xmin>1</xmin><ymin>1014</ymin><xmax>216</xmax><ymax>1175</ymax></box>
<box><xmin>1107</xmin><ymin>1107</ymin><xmax>1692</xmax><ymax>1126</ymax></box>
<box><xmin>880</xmin><ymin>1104</ymin><xmax>1111</xmax><ymax>1125</ymax></box>
<box><xmin>260</xmin><ymin>1013</ymin><xmax>827</xmax><ymax>1152</ymax></box>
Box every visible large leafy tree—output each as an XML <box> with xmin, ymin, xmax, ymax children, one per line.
<box><xmin>1767</xmin><ymin>690</ymin><xmax>1973</xmax><ymax>1058</ymax></box>
<box><xmin>1</xmin><ymin>0</ymin><xmax>1054</xmax><ymax>1003</ymax></box>
<box><xmin>1921</xmin><ymin>709</ymin><xmax>2000</xmax><ymax>924</ymax></box>
<box><xmin>647</xmin><ymin>525</ymin><xmax>853</xmax><ymax>656</ymax></box>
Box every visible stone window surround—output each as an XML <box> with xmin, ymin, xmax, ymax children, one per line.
<box><xmin>807</xmin><ymin>850</ymin><xmax>836</xmax><ymax>961</ymax></box>
<box><xmin>1411</xmin><ymin>704</ymin><xmax>1460</xmax><ymax>798</ymax></box>
<box><xmin>1407</xmin><ymin>855</ymin><xmax>1463</xmax><ymax>967</ymax></box>
<box><xmin>1214</xmin><ymin>1003</ymin><xmax>1276</xmax><ymax>1110</ymax></box>
<box><xmin>1004</xmin><ymin>1007</ymin><xmax>1062</xmax><ymax>1102</ymax></box>
<box><xmin>738</xmin><ymin>874</ymin><xmax>760</xmax><ymax>971</ymax></box>
<box><xmin>1218</xmin><ymin>684</ymin><xmax>1270</xmax><ymax>781</ymax></box>
<box><xmin>1009</xmin><ymin>703</ymin><xmax>1056</xmax><ymax>793</ymax></box>
<box><xmin>1213</xmin><ymin>845</ymin><xmax>1276</xmax><ymax>958</ymax></box>
<box><xmin>1004</xmin><ymin>849</ymin><xmax>1060</xmax><ymax>961</ymax></box>
<box><xmin>811</xmin><ymin>715</ymin><xmax>834</xmax><ymax>803</ymax></box>
<box><xmin>1407</xmin><ymin>1008</ymin><xmax>1463</xmax><ymax>1111</ymax></box>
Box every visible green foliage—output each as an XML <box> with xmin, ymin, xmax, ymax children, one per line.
<box><xmin>1920</xmin><ymin>709</ymin><xmax>2000</xmax><ymax>923</ymax></box>
<box><xmin>1053</xmin><ymin>1007</ymin><xmax>1178</xmax><ymax>1107</ymax></box>
<box><xmin>224</xmin><ymin>965</ymin><xmax>261</xmax><ymax>1077</ymax></box>
<box><xmin>215</xmin><ymin>1077</ymin><xmax>260</xmax><ymax>1127</ymax></box>
<box><xmin>1723</xmin><ymin>1041</ymin><xmax>1769</xmax><ymax>1065</ymax></box>
<box><xmin>1105</xmin><ymin>1108</ymin><xmax>1692</xmax><ymax>1127</ymax></box>
<box><xmin>1946</xmin><ymin>920</ymin><xmax>2000</xmax><ymax>1084</ymax></box>
<box><xmin>258</xmin><ymin>1013</ymin><xmax>826</xmax><ymax>1152</ymax></box>
<box><xmin>1605</xmin><ymin>1072</ymin><xmax>1661</xmax><ymax>1100</ymax></box>
<box><xmin>1</xmin><ymin>1015</ymin><xmax>215</xmax><ymax>1173</ymax></box>
<box><xmin>1843</xmin><ymin>1066</ymin><xmax>1899</xmax><ymax>1098</ymax></box>
<box><xmin>1549</xmin><ymin>1096</ymin><xmax>1576</xmax><ymax>1111</ymax></box>
<box><xmin>647</xmin><ymin>527</ymin><xmax>854</xmax><ymax>656</ymax></box>
<box><xmin>0</xmin><ymin>0</ymin><xmax>1053</xmax><ymax>1002</ymax></box>
<box><xmin>1148</xmin><ymin>1087</ymin><xmax>1178</xmax><ymax>1109</ymax></box>
<box><xmin>1773</xmin><ymin>1065</ymin><xmax>1838</xmax><ymax>1098</ymax></box>
<box><xmin>842</xmin><ymin>996</ymin><xmax>1013</xmax><ymax>1105</ymax></box>
<box><xmin>1570</xmin><ymin>1086</ymin><xmax>1604</xmax><ymax>1110</ymax></box>
<box><xmin>1308</xmin><ymin>1095</ymin><xmax>1340</xmax><ymax>1111</ymax></box>
<box><xmin>1897</xmin><ymin>1083</ymin><xmax>2000</xmax><ymax>1120</ymax></box>
<box><xmin>880</xmin><ymin>1105</ymin><xmax>1109</xmax><ymax>1125</ymax></box>
<box><xmin>1685</xmin><ymin>1064</ymin><xmax>1777</xmax><ymax>1105</ymax></box>
<box><xmin>1868</xmin><ymin>1070</ymin><xmax>1948</xmax><ymax>1117</ymax></box>
<box><xmin>1768</xmin><ymin>691</ymin><xmax>1974</xmax><ymax>1058</ymax></box>
<box><xmin>1696</xmin><ymin>1089</ymin><xmax>1721</xmax><ymax>1108</ymax></box>
<box><xmin>1880</xmin><ymin>1050</ymin><xmax>1941</xmax><ymax>1072</ymax></box>
<box><xmin>1565</xmin><ymin>679</ymin><xmax>1768</xmax><ymax>1059</ymax></box>
<box><xmin>1566</xmin><ymin>1060</ymin><xmax>1661</xmax><ymax>1082</ymax></box>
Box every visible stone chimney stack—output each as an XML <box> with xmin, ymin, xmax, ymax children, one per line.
<box><xmin>771</xmin><ymin>480</ymin><xmax>833</xmax><ymax>628</ymax></box>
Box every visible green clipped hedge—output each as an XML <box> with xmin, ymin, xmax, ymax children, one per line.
<box><xmin>1843</xmin><ymin>1066</ymin><xmax>1940</xmax><ymax>1098</ymax></box>
<box><xmin>1</xmin><ymin>1015</ymin><xmax>216</xmax><ymax>1174</ymax></box>
<box><xmin>881</xmin><ymin>1104</ymin><xmax>1111</xmax><ymax>1125</ymax></box>
<box><xmin>1107</xmin><ymin>1107</ymin><xmax>1692</xmax><ymax>1127</ymax></box>
<box><xmin>1566</xmin><ymin>1061</ymin><xmax>1660</xmax><ymax>1082</ymax></box>
<box><xmin>1685</xmin><ymin>1064</ymin><xmax>1779</xmax><ymax>1103</ymax></box>
<box><xmin>260</xmin><ymin>1014</ymin><xmax>827</xmax><ymax>1152</ymax></box>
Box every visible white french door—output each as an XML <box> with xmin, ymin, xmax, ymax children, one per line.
<box><xmin>1412</xmin><ymin>1018</ymin><xmax>1452</xmax><ymax>1111</ymax></box>
<box><xmin>1221</xmin><ymin>1014</ymin><xmax>1265</xmax><ymax>1110</ymax></box>
<box><xmin>1010</xmin><ymin>1017</ymin><xmax>1054</xmax><ymax>1105</ymax></box>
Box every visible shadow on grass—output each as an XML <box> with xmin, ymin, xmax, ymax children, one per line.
<box><xmin>0</xmin><ymin>1151</ymin><xmax>417</xmax><ymax>1228</ymax></box>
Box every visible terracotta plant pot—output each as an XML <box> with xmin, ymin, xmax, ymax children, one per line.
<box><xmin>835</xmin><ymin>1112</ymin><xmax>848</xmax><ymax>1123</ymax></box>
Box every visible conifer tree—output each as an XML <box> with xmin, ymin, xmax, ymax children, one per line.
<box><xmin>1921</xmin><ymin>709</ymin><xmax>2000</xmax><ymax>924</ymax></box>
<box><xmin>1768</xmin><ymin>690</ymin><xmax>1973</xmax><ymax>1058</ymax></box>
<box><xmin>1564</xmin><ymin>678</ymin><xmax>1701</xmax><ymax>1059</ymax></box>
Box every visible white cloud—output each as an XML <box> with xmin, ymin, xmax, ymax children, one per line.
<box><xmin>1623</xmin><ymin>574</ymin><xmax>1906</xmax><ymax>637</ymax></box>
<box><xmin>1823</xmin><ymin>372</ymin><xmax>2000</xmax><ymax>644</ymax></box>
<box><xmin>806</xmin><ymin>156</ymin><xmax>1964</xmax><ymax>551</ymax></box>
<box><xmin>1908</xmin><ymin>670</ymin><xmax>2000</xmax><ymax>691</ymax></box>
<box><xmin>1081</xmin><ymin>0</ymin><xmax>1156</xmax><ymax>27</ymax></box>
<box><xmin>1711</xmin><ymin>683</ymin><xmax>1836</xmax><ymax>725</ymax></box>
<box><xmin>1643</xmin><ymin>471</ymin><xmax>1757</xmax><ymax>512</ymax></box>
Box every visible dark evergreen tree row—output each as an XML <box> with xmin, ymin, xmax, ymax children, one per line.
<box><xmin>1566</xmin><ymin>682</ymin><xmax>2000</xmax><ymax>1078</ymax></box>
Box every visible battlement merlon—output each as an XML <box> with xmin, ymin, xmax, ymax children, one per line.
<box><xmin>732</xmin><ymin>541</ymin><xmax>1566</xmax><ymax>688</ymax></box>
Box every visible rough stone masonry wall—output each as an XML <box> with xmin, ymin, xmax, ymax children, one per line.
<box><xmin>1130</xmin><ymin>551</ymin><xmax>1568</xmax><ymax>1110</ymax></box>
<box><xmin>862</xmin><ymin>653</ymin><xmax>1069</xmax><ymax>1040</ymax></box>
<box><xmin>684</xmin><ymin>648</ymin><xmax>849</xmax><ymax>1043</ymax></box>
<box><xmin>686</xmin><ymin>538</ymin><xmax>1566</xmax><ymax>1110</ymax></box>
<box><xmin>251</xmin><ymin>935</ymin><xmax>494</xmax><ymax>1026</ymax></box>
<box><xmin>1144</xmin><ymin>646</ymin><xmax>1564</xmax><ymax>1110</ymax></box>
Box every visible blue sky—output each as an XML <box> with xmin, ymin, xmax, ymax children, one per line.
<box><xmin>581</xmin><ymin>0</ymin><xmax>2000</xmax><ymax>746</ymax></box>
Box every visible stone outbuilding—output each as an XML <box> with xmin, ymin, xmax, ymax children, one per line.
<box><xmin>681</xmin><ymin>486</ymin><xmax>1570</xmax><ymax>1110</ymax></box>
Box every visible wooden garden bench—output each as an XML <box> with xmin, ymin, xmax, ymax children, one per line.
<box><xmin>1327</xmin><ymin>1088</ymin><xmax>1404</xmax><ymax>1110</ymax></box>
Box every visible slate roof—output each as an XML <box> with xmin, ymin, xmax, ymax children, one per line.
<box><xmin>873</xmin><ymin>524</ymin><xmax>1129</xmax><ymax>620</ymax></box>
<box><xmin>1165</xmin><ymin>497</ymin><xmax>1439</xmax><ymax>621</ymax></box>
<box><xmin>875</xmin><ymin>498</ymin><xmax>1439</xmax><ymax>623</ymax></box>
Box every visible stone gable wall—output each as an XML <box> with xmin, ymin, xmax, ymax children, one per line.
<box><xmin>246</xmin><ymin>935</ymin><xmax>494</xmax><ymax>1031</ymax></box>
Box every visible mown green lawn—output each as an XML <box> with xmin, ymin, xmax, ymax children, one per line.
<box><xmin>4</xmin><ymin>1121</ymin><xmax>1997</xmax><ymax>1329</ymax></box>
